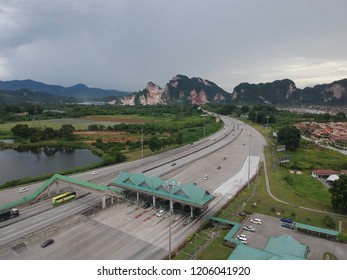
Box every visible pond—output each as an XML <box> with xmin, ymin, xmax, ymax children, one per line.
<box><xmin>0</xmin><ymin>148</ymin><xmax>102</xmax><ymax>185</ymax></box>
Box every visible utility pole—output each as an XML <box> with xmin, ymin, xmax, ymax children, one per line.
<box><xmin>248</xmin><ymin>134</ymin><xmax>252</xmax><ymax>189</ymax></box>
<box><xmin>141</xmin><ymin>125</ymin><xmax>144</xmax><ymax>159</ymax></box>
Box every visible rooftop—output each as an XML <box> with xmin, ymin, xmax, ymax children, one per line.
<box><xmin>112</xmin><ymin>172</ymin><xmax>214</xmax><ymax>208</ymax></box>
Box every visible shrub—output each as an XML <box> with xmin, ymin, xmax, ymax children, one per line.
<box><xmin>323</xmin><ymin>216</ymin><xmax>336</xmax><ymax>229</ymax></box>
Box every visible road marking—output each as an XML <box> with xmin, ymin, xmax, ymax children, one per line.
<box><xmin>1</xmin><ymin>228</ymin><xmax>16</xmax><ymax>235</ymax></box>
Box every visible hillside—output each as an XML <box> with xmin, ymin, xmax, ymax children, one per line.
<box><xmin>0</xmin><ymin>79</ymin><xmax>131</xmax><ymax>100</ymax></box>
<box><xmin>117</xmin><ymin>74</ymin><xmax>232</xmax><ymax>105</ymax></box>
<box><xmin>232</xmin><ymin>78</ymin><xmax>347</xmax><ymax>105</ymax></box>
<box><xmin>0</xmin><ymin>89</ymin><xmax>77</xmax><ymax>105</ymax></box>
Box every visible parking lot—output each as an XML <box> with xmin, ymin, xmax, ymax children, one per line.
<box><xmin>236</xmin><ymin>213</ymin><xmax>347</xmax><ymax>260</ymax></box>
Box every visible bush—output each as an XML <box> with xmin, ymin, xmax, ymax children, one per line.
<box><xmin>284</xmin><ymin>175</ymin><xmax>293</xmax><ymax>185</ymax></box>
<box><xmin>323</xmin><ymin>216</ymin><xmax>336</xmax><ymax>229</ymax></box>
<box><xmin>337</xmin><ymin>232</ymin><xmax>347</xmax><ymax>243</ymax></box>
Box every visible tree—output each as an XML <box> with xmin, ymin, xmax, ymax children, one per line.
<box><xmin>59</xmin><ymin>124</ymin><xmax>75</xmax><ymax>140</ymax></box>
<box><xmin>277</xmin><ymin>125</ymin><xmax>301</xmax><ymax>151</ymax></box>
<box><xmin>330</xmin><ymin>175</ymin><xmax>347</xmax><ymax>213</ymax></box>
<box><xmin>176</xmin><ymin>132</ymin><xmax>183</xmax><ymax>145</ymax></box>
<box><xmin>11</xmin><ymin>124</ymin><xmax>30</xmax><ymax>138</ymax></box>
<box><xmin>42</xmin><ymin>127</ymin><xmax>57</xmax><ymax>140</ymax></box>
<box><xmin>148</xmin><ymin>136</ymin><xmax>161</xmax><ymax>152</ymax></box>
<box><xmin>241</xmin><ymin>105</ymin><xmax>249</xmax><ymax>113</ymax></box>
<box><xmin>332</xmin><ymin>112</ymin><xmax>347</xmax><ymax>122</ymax></box>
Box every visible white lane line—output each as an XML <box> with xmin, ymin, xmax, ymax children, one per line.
<box><xmin>1</xmin><ymin>228</ymin><xmax>16</xmax><ymax>235</ymax></box>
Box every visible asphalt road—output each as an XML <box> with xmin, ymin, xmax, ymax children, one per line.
<box><xmin>0</xmin><ymin>116</ymin><xmax>266</xmax><ymax>259</ymax></box>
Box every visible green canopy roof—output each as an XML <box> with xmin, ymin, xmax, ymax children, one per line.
<box><xmin>112</xmin><ymin>172</ymin><xmax>214</xmax><ymax>208</ymax></box>
<box><xmin>295</xmin><ymin>222</ymin><xmax>339</xmax><ymax>236</ymax></box>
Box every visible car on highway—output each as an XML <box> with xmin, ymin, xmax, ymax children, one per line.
<box><xmin>41</xmin><ymin>239</ymin><xmax>54</xmax><ymax>248</ymax></box>
<box><xmin>280</xmin><ymin>217</ymin><xmax>293</xmax><ymax>223</ymax></box>
<box><xmin>243</xmin><ymin>225</ymin><xmax>256</xmax><ymax>232</ymax></box>
<box><xmin>282</xmin><ymin>223</ymin><xmax>295</xmax><ymax>229</ymax></box>
<box><xmin>250</xmin><ymin>218</ymin><xmax>262</xmax><ymax>224</ymax></box>
<box><xmin>143</xmin><ymin>202</ymin><xmax>151</xmax><ymax>209</ymax></box>
<box><xmin>171</xmin><ymin>162</ymin><xmax>176</xmax><ymax>166</ymax></box>
<box><xmin>156</xmin><ymin>209</ymin><xmax>165</xmax><ymax>217</ymax></box>
<box><xmin>91</xmin><ymin>171</ymin><xmax>99</xmax><ymax>175</ymax></box>
<box><xmin>19</xmin><ymin>187</ymin><xmax>28</xmax><ymax>193</ymax></box>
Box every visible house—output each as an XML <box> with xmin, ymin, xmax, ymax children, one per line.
<box><xmin>311</xmin><ymin>170</ymin><xmax>338</xmax><ymax>179</ymax></box>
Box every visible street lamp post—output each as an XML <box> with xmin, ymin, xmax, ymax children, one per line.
<box><xmin>248</xmin><ymin>134</ymin><xmax>252</xmax><ymax>189</ymax></box>
<box><xmin>163</xmin><ymin>180</ymin><xmax>179</xmax><ymax>260</ymax></box>
<box><xmin>201</xmin><ymin>114</ymin><xmax>207</xmax><ymax>138</ymax></box>
<box><xmin>204</xmin><ymin>117</ymin><xmax>206</xmax><ymax>137</ymax></box>
<box><xmin>141</xmin><ymin>125</ymin><xmax>144</xmax><ymax>159</ymax></box>
<box><xmin>194</xmin><ymin>233</ymin><xmax>197</xmax><ymax>257</ymax></box>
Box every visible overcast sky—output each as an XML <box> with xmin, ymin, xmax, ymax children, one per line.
<box><xmin>1</xmin><ymin>0</ymin><xmax>347</xmax><ymax>92</ymax></box>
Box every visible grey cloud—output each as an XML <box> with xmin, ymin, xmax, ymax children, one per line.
<box><xmin>1</xmin><ymin>0</ymin><xmax>347</xmax><ymax>92</ymax></box>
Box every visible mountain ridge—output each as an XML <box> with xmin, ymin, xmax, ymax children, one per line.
<box><xmin>1</xmin><ymin>76</ymin><xmax>347</xmax><ymax>106</ymax></box>
<box><xmin>0</xmin><ymin>79</ymin><xmax>131</xmax><ymax>100</ymax></box>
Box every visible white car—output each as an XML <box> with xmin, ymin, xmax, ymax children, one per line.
<box><xmin>156</xmin><ymin>209</ymin><xmax>165</xmax><ymax>217</ymax></box>
<box><xmin>250</xmin><ymin>218</ymin><xmax>262</xmax><ymax>224</ymax></box>
<box><xmin>19</xmin><ymin>187</ymin><xmax>28</xmax><ymax>193</ymax></box>
<box><xmin>236</xmin><ymin>235</ymin><xmax>248</xmax><ymax>244</ymax></box>
<box><xmin>203</xmin><ymin>174</ymin><xmax>208</xmax><ymax>180</ymax></box>
<box><xmin>91</xmin><ymin>171</ymin><xmax>99</xmax><ymax>175</ymax></box>
<box><xmin>243</xmin><ymin>225</ymin><xmax>256</xmax><ymax>232</ymax></box>
<box><xmin>237</xmin><ymin>234</ymin><xmax>247</xmax><ymax>239</ymax></box>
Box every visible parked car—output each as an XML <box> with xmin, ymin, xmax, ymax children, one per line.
<box><xmin>41</xmin><ymin>239</ymin><xmax>54</xmax><ymax>248</ymax></box>
<box><xmin>280</xmin><ymin>217</ymin><xmax>293</xmax><ymax>223</ymax></box>
<box><xmin>203</xmin><ymin>174</ymin><xmax>208</xmax><ymax>180</ymax></box>
<box><xmin>156</xmin><ymin>209</ymin><xmax>165</xmax><ymax>217</ymax></box>
<box><xmin>282</xmin><ymin>223</ymin><xmax>295</xmax><ymax>229</ymax></box>
<box><xmin>237</xmin><ymin>234</ymin><xmax>247</xmax><ymax>239</ymax></box>
<box><xmin>19</xmin><ymin>187</ymin><xmax>28</xmax><ymax>193</ymax></box>
<box><xmin>91</xmin><ymin>171</ymin><xmax>99</xmax><ymax>175</ymax></box>
<box><xmin>236</xmin><ymin>235</ymin><xmax>248</xmax><ymax>244</ymax></box>
<box><xmin>217</xmin><ymin>166</ymin><xmax>221</xmax><ymax>170</ymax></box>
<box><xmin>250</xmin><ymin>218</ymin><xmax>262</xmax><ymax>224</ymax></box>
<box><xmin>243</xmin><ymin>225</ymin><xmax>256</xmax><ymax>232</ymax></box>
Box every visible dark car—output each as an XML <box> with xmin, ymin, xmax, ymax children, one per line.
<box><xmin>41</xmin><ymin>239</ymin><xmax>54</xmax><ymax>248</ymax></box>
<box><xmin>282</xmin><ymin>223</ymin><xmax>294</xmax><ymax>229</ymax></box>
<box><xmin>280</xmin><ymin>217</ymin><xmax>293</xmax><ymax>223</ymax></box>
<box><xmin>143</xmin><ymin>202</ymin><xmax>151</xmax><ymax>209</ymax></box>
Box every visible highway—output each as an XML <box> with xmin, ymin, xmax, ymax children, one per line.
<box><xmin>0</xmin><ymin>115</ymin><xmax>266</xmax><ymax>259</ymax></box>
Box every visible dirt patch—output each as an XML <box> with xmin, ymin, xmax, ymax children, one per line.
<box><xmin>74</xmin><ymin>131</ymin><xmax>138</xmax><ymax>143</ymax></box>
<box><xmin>289</xmin><ymin>170</ymin><xmax>303</xmax><ymax>174</ymax></box>
<box><xmin>76</xmin><ymin>131</ymin><xmax>126</xmax><ymax>135</ymax></box>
